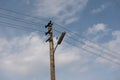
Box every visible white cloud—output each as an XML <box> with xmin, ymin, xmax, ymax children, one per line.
<box><xmin>91</xmin><ymin>4</ymin><xmax>108</xmax><ymax>14</ymax></box>
<box><xmin>65</xmin><ymin>17</ymin><xmax>79</xmax><ymax>24</ymax></box>
<box><xmin>0</xmin><ymin>32</ymin><xmax>81</xmax><ymax>78</ymax></box>
<box><xmin>33</xmin><ymin>0</ymin><xmax>88</xmax><ymax>24</ymax></box>
<box><xmin>104</xmin><ymin>31</ymin><xmax>120</xmax><ymax>56</ymax></box>
<box><xmin>112</xmin><ymin>31</ymin><xmax>120</xmax><ymax>39</ymax></box>
<box><xmin>83</xmin><ymin>24</ymin><xmax>120</xmax><ymax>67</ymax></box>
<box><xmin>82</xmin><ymin>40</ymin><xmax>120</xmax><ymax>68</ymax></box>
<box><xmin>55</xmin><ymin>46</ymin><xmax>80</xmax><ymax>67</ymax></box>
<box><xmin>0</xmin><ymin>28</ymin><xmax>120</xmax><ymax>80</ymax></box>
<box><xmin>87</xmin><ymin>23</ymin><xmax>107</xmax><ymax>34</ymax></box>
<box><xmin>0</xmin><ymin>33</ymin><xmax>49</xmax><ymax>75</ymax></box>
<box><xmin>85</xmin><ymin>23</ymin><xmax>110</xmax><ymax>41</ymax></box>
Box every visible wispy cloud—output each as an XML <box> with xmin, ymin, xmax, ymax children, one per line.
<box><xmin>85</xmin><ymin>23</ymin><xmax>110</xmax><ymax>41</ymax></box>
<box><xmin>87</xmin><ymin>23</ymin><xmax>107</xmax><ymax>34</ymax></box>
<box><xmin>91</xmin><ymin>4</ymin><xmax>109</xmax><ymax>14</ymax></box>
<box><xmin>0</xmin><ymin>32</ymin><xmax>81</xmax><ymax>79</ymax></box>
<box><xmin>104</xmin><ymin>31</ymin><xmax>120</xmax><ymax>56</ymax></box>
<box><xmin>84</xmin><ymin>23</ymin><xmax>120</xmax><ymax>66</ymax></box>
<box><xmin>0</xmin><ymin>28</ymin><xmax>120</xmax><ymax>80</ymax></box>
<box><xmin>96</xmin><ymin>36</ymin><xmax>120</xmax><ymax>67</ymax></box>
<box><xmin>32</xmin><ymin>0</ymin><xmax>88</xmax><ymax>24</ymax></box>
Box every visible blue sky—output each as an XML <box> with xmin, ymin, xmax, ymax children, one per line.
<box><xmin>0</xmin><ymin>0</ymin><xmax>120</xmax><ymax>80</ymax></box>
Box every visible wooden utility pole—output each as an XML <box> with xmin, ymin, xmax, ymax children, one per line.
<box><xmin>45</xmin><ymin>21</ymin><xmax>66</xmax><ymax>80</ymax></box>
<box><xmin>45</xmin><ymin>21</ymin><xmax>55</xmax><ymax>80</ymax></box>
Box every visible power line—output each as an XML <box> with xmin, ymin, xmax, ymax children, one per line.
<box><xmin>0</xmin><ymin>7</ymin><xmax>119</xmax><ymax>57</ymax></box>
<box><xmin>0</xmin><ymin>21</ymin><xmax>44</xmax><ymax>33</ymax></box>
<box><xmin>54</xmin><ymin>28</ymin><xmax>120</xmax><ymax>60</ymax></box>
<box><xmin>0</xmin><ymin>13</ymin><xmax>44</xmax><ymax>27</ymax></box>
<box><xmin>0</xmin><ymin>7</ymin><xmax>48</xmax><ymax>24</ymax></box>
<box><xmin>63</xmin><ymin>38</ymin><xmax>120</xmax><ymax>66</ymax></box>
<box><xmin>1</xmin><ymin>20</ymin><xmax>119</xmax><ymax>66</ymax></box>
<box><xmin>1</xmin><ymin>19</ymin><xmax>119</xmax><ymax>65</ymax></box>
<box><xmin>0</xmin><ymin>10</ymin><xmax>119</xmax><ymax>64</ymax></box>
<box><xmin>1</xmin><ymin>7</ymin><xmax>117</xmax><ymax>58</ymax></box>
<box><xmin>53</xmin><ymin>29</ymin><xmax>120</xmax><ymax>65</ymax></box>
<box><xmin>0</xmin><ymin>7</ymin><xmax>120</xmax><ymax>66</ymax></box>
<box><xmin>54</xmin><ymin>23</ymin><xmax>120</xmax><ymax>59</ymax></box>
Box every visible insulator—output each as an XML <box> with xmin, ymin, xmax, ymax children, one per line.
<box><xmin>45</xmin><ymin>25</ymin><xmax>48</xmax><ymax>28</ymax></box>
<box><xmin>45</xmin><ymin>30</ymin><xmax>51</xmax><ymax>35</ymax></box>
<box><xmin>45</xmin><ymin>21</ymin><xmax>52</xmax><ymax>28</ymax></box>
<box><xmin>46</xmin><ymin>37</ymin><xmax>51</xmax><ymax>42</ymax></box>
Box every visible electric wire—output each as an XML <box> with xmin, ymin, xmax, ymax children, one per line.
<box><xmin>0</xmin><ymin>20</ymin><xmax>120</xmax><ymax>66</ymax></box>
<box><xmin>0</xmin><ymin>19</ymin><xmax>120</xmax><ymax>66</ymax></box>
<box><xmin>0</xmin><ymin>20</ymin><xmax>44</xmax><ymax>33</ymax></box>
<box><xmin>0</xmin><ymin>7</ymin><xmax>119</xmax><ymax>57</ymax></box>
<box><xmin>0</xmin><ymin>11</ymin><xmax>120</xmax><ymax>62</ymax></box>
<box><xmin>1</xmin><ymin>7</ymin><xmax>119</xmax><ymax>58</ymax></box>
<box><xmin>0</xmin><ymin>13</ymin><xmax>45</xmax><ymax>27</ymax></box>
<box><xmin>0</xmin><ymin>7</ymin><xmax>120</xmax><ymax>65</ymax></box>
<box><xmin>54</xmin><ymin>28</ymin><xmax>120</xmax><ymax>61</ymax></box>
<box><xmin>54</xmin><ymin>23</ymin><xmax>120</xmax><ymax>59</ymax></box>
<box><xmin>0</xmin><ymin>7</ymin><xmax>48</xmax><ymax>24</ymax></box>
<box><xmin>0</xmin><ymin>22</ymin><xmax>33</xmax><ymax>32</ymax></box>
<box><xmin>54</xmin><ymin>29</ymin><xmax>120</xmax><ymax>65</ymax></box>
<box><xmin>53</xmin><ymin>29</ymin><xmax>120</xmax><ymax>65</ymax></box>
<box><xmin>64</xmin><ymin>40</ymin><xmax>120</xmax><ymax>66</ymax></box>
